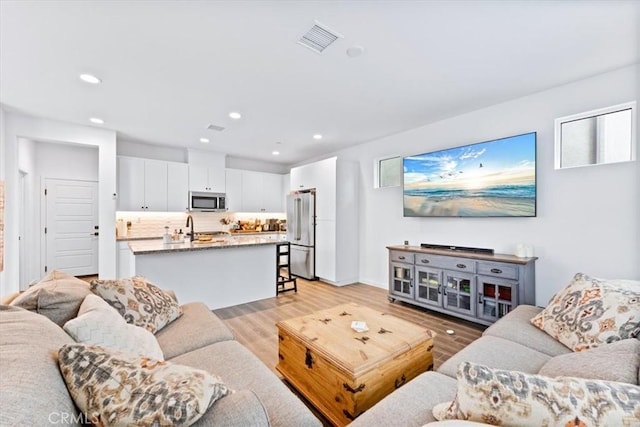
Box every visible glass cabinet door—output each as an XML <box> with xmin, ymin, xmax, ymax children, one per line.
<box><xmin>443</xmin><ymin>271</ymin><xmax>475</xmax><ymax>316</ymax></box>
<box><xmin>477</xmin><ymin>276</ymin><xmax>517</xmax><ymax>322</ymax></box>
<box><xmin>390</xmin><ymin>262</ymin><xmax>413</xmax><ymax>298</ymax></box>
<box><xmin>415</xmin><ymin>267</ymin><xmax>442</xmax><ymax>307</ymax></box>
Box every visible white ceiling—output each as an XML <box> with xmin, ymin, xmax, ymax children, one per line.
<box><xmin>1</xmin><ymin>1</ymin><xmax>638</xmax><ymax>166</ymax></box>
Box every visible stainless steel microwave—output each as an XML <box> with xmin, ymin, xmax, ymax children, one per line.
<box><xmin>189</xmin><ymin>191</ymin><xmax>226</xmax><ymax>212</ymax></box>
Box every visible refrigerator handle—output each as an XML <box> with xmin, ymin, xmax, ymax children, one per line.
<box><xmin>295</xmin><ymin>198</ymin><xmax>302</xmax><ymax>241</ymax></box>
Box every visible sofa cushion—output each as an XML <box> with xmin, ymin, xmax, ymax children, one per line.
<box><xmin>349</xmin><ymin>371</ymin><xmax>457</xmax><ymax>427</ymax></box>
<box><xmin>0</xmin><ymin>291</ymin><xmax>21</xmax><ymax>305</ymax></box>
<box><xmin>193</xmin><ymin>389</ymin><xmax>269</xmax><ymax>426</ymax></box>
<box><xmin>169</xmin><ymin>340</ymin><xmax>321</xmax><ymax>427</ymax></box>
<box><xmin>90</xmin><ymin>276</ymin><xmax>182</xmax><ymax>333</ymax></box>
<box><xmin>538</xmin><ymin>338</ymin><xmax>640</xmax><ymax>384</ymax></box>
<box><xmin>530</xmin><ymin>273</ymin><xmax>640</xmax><ymax>351</ymax></box>
<box><xmin>437</xmin><ymin>335</ymin><xmax>551</xmax><ymax>379</ymax></box>
<box><xmin>63</xmin><ymin>294</ymin><xmax>164</xmax><ymax>360</ymax></box>
<box><xmin>446</xmin><ymin>361</ymin><xmax>640</xmax><ymax>425</ymax></box>
<box><xmin>482</xmin><ymin>305</ymin><xmax>572</xmax><ymax>357</ymax></box>
<box><xmin>0</xmin><ymin>305</ymin><xmax>80</xmax><ymax>425</ymax></box>
<box><xmin>155</xmin><ymin>302</ymin><xmax>235</xmax><ymax>359</ymax></box>
<box><xmin>10</xmin><ymin>269</ymin><xmax>91</xmax><ymax>326</ymax></box>
<box><xmin>58</xmin><ymin>343</ymin><xmax>230</xmax><ymax>426</ymax></box>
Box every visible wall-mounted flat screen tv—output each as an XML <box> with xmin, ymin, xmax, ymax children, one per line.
<box><xmin>403</xmin><ymin>132</ymin><xmax>536</xmax><ymax>217</ymax></box>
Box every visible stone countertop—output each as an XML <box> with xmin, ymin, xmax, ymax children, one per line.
<box><xmin>118</xmin><ymin>230</ymin><xmax>285</xmax><ymax>241</ymax></box>
<box><xmin>129</xmin><ymin>235</ymin><xmax>281</xmax><ymax>255</ymax></box>
<box><xmin>117</xmin><ymin>236</ymin><xmax>162</xmax><ymax>241</ymax></box>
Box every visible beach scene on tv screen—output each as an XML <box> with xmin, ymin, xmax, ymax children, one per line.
<box><xmin>403</xmin><ymin>132</ymin><xmax>536</xmax><ymax>217</ymax></box>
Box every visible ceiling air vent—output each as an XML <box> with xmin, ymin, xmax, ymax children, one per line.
<box><xmin>298</xmin><ymin>22</ymin><xmax>343</xmax><ymax>53</ymax></box>
<box><xmin>207</xmin><ymin>124</ymin><xmax>225</xmax><ymax>132</ymax></box>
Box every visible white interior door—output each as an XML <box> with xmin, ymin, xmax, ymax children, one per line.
<box><xmin>45</xmin><ymin>179</ymin><xmax>99</xmax><ymax>276</ymax></box>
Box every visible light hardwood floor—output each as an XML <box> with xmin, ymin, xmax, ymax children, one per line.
<box><xmin>213</xmin><ymin>277</ymin><xmax>485</xmax><ymax>377</ymax></box>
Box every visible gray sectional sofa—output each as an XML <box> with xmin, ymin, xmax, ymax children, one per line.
<box><xmin>350</xmin><ymin>304</ymin><xmax>640</xmax><ymax>426</ymax></box>
<box><xmin>0</xmin><ymin>301</ymin><xmax>321</xmax><ymax>426</ymax></box>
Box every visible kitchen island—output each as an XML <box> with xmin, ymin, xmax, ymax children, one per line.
<box><xmin>128</xmin><ymin>236</ymin><xmax>279</xmax><ymax>310</ymax></box>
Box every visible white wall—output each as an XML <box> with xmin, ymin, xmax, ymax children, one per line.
<box><xmin>227</xmin><ymin>156</ymin><xmax>289</xmax><ymax>174</ymax></box>
<box><xmin>0</xmin><ymin>108</ymin><xmax>5</xmax><ymax>291</ymax></box>
<box><xmin>35</xmin><ymin>141</ymin><xmax>99</xmax><ymax>180</ymax></box>
<box><xmin>332</xmin><ymin>65</ymin><xmax>639</xmax><ymax>306</ymax></box>
<box><xmin>1</xmin><ymin>112</ymin><xmax>117</xmax><ymax>296</ymax></box>
<box><xmin>118</xmin><ymin>139</ymin><xmax>186</xmax><ymax>163</ymax></box>
<box><xmin>117</xmin><ymin>139</ymin><xmax>288</xmax><ymax>174</ymax></box>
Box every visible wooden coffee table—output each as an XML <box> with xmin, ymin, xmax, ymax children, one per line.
<box><xmin>276</xmin><ymin>303</ymin><xmax>435</xmax><ymax>426</ymax></box>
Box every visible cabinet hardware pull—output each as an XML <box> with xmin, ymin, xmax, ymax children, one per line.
<box><xmin>421</xmin><ymin>259</ymin><xmax>429</xmax><ymax>264</ymax></box>
<box><xmin>437</xmin><ymin>285</ymin><xmax>441</xmax><ymax>294</ymax></box>
<box><xmin>491</xmin><ymin>268</ymin><xmax>503</xmax><ymax>274</ymax></box>
<box><xmin>456</xmin><ymin>263</ymin><xmax>467</xmax><ymax>269</ymax></box>
<box><xmin>478</xmin><ymin>294</ymin><xmax>483</xmax><ymax>304</ymax></box>
<box><xmin>398</xmin><ymin>256</ymin><xmax>405</xmax><ymax>260</ymax></box>
<box><xmin>394</xmin><ymin>374</ymin><xmax>407</xmax><ymax>389</ymax></box>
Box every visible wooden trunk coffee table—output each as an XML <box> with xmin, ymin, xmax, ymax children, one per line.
<box><xmin>276</xmin><ymin>303</ymin><xmax>435</xmax><ymax>426</ymax></box>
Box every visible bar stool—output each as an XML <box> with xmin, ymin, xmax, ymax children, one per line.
<box><xmin>276</xmin><ymin>241</ymin><xmax>297</xmax><ymax>294</ymax></box>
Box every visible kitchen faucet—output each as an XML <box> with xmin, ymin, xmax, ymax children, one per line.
<box><xmin>186</xmin><ymin>215</ymin><xmax>195</xmax><ymax>242</ymax></box>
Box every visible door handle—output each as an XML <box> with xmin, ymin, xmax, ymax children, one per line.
<box><xmin>90</xmin><ymin>232</ymin><xmax>99</xmax><ymax>236</ymax></box>
<box><xmin>295</xmin><ymin>199</ymin><xmax>302</xmax><ymax>241</ymax></box>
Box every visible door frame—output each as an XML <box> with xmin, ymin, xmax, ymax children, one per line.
<box><xmin>40</xmin><ymin>177</ymin><xmax>99</xmax><ymax>276</ymax></box>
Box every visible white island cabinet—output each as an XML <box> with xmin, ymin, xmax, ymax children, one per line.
<box><xmin>128</xmin><ymin>236</ymin><xmax>277</xmax><ymax>310</ymax></box>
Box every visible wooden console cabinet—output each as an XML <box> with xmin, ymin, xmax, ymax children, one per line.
<box><xmin>387</xmin><ymin>245</ymin><xmax>537</xmax><ymax>326</ymax></box>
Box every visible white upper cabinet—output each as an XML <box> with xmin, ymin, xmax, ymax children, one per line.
<box><xmin>187</xmin><ymin>149</ymin><xmax>226</xmax><ymax>192</ymax></box>
<box><xmin>167</xmin><ymin>162</ymin><xmax>189</xmax><ymax>211</ymax></box>
<box><xmin>225</xmin><ymin>169</ymin><xmax>243</xmax><ymax>212</ymax></box>
<box><xmin>188</xmin><ymin>166</ymin><xmax>225</xmax><ymax>192</ymax></box>
<box><xmin>144</xmin><ymin>159</ymin><xmax>168</xmax><ymax>211</ymax></box>
<box><xmin>290</xmin><ymin>157</ymin><xmax>337</xmax><ymax>220</ymax></box>
<box><xmin>117</xmin><ymin>156</ymin><xmax>188</xmax><ymax>212</ymax></box>
<box><xmin>118</xmin><ymin>156</ymin><xmax>146</xmax><ymax>211</ymax></box>
<box><xmin>118</xmin><ymin>157</ymin><xmax>167</xmax><ymax>211</ymax></box>
<box><xmin>226</xmin><ymin>168</ymin><xmax>285</xmax><ymax>213</ymax></box>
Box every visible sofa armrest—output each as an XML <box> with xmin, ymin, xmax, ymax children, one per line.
<box><xmin>193</xmin><ymin>390</ymin><xmax>270</xmax><ymax>426</ymax></box>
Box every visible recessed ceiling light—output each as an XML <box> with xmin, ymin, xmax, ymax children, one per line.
<box><xmin>229</xmin><ymin>112</ymin><xmax>242</xmax><ymax>120</ymax></box>
<box><xmin>313</xmin><ymin>134</ymin><xmax>323</xmax><ymax>140</ymax></box>
<box><xmin>89</xmin><ymin>117</ymin><xmax>104</xmax><ymax>124</ymax></box>
<box><xmin>272</xmin><ymin>151</ymin><xmax>280</xmax><ymax>155</ymax></box>
<box><xmin>80</xmin><ymin>73</ymin><xmax>101</xmax><ymax>84</ymax></box>
<box><xmin>346</xmin><ymin>46</ymin><xmax>365</xmax><ymax>58</ymax></box>
<box><xmin>200</xmin><ymin>138</ymin><xmax>210</xmax><ymax>143</ymax></box>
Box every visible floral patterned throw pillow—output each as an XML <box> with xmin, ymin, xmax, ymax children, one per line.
<box><xmin>58</xmin><ymin>344</ymin><xmax>230</xmax><ymax>427</ymax></box>
<box><xmin>90</xmin><ymin>276</ymin><xmax>182</xmax><ymax>334</ymax></box>
<box><xmin>444</xmin><ymin>362</ymin><xmax>640</xmax><ymax>426</ymax></box>
<box><xmin>530</xmin><ymin>273</ymin><xmax>640</xmax><ymax>351</ymax></box>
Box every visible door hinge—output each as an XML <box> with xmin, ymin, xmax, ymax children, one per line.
<box><xmin>44</xmin><ymin>188</ymin><xmax>47</xmax><ymax>196</ymax></box>
<box><xmin>44</xmin><ymin>265</ymin><xmax>48</xmax><ymax>272</ymax></box>
<box><xmin>44</xmin><ymin>227</ymin><xmax>47</xmax><ymax>234</ymax></box>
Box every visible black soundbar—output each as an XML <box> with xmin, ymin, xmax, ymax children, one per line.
<box><xmin>420</xmin><ymin>243</ymin><xmax>494</xmax><ymax>254</ymax></box>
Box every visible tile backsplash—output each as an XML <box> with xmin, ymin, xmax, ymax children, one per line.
<box><xmin>115</xmin><ymin>211</ymin><xmax>286</xmax><ymax>238</ymax></box>
<box><xmin>116</xmin><ymin>211</ymin><xmax>233</xmax><ymax>238</ymax></box>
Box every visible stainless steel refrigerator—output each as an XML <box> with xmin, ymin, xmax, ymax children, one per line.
<box><xmin>286</xmin><ymin>192</ymin><xmax>316</xmax><ymax>280</ymax></box>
